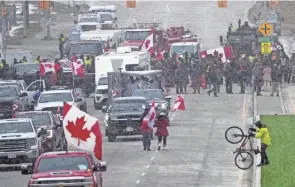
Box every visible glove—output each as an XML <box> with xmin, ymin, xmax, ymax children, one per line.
<box><xmin>249</xmin><ymin>128</ymin><xmax>256</xmax><ymax>132</ymax></box>
<box><xmin>249</xmin><ymin>132</ymin><xmax>255</xmax><ymax>137</ymax></box>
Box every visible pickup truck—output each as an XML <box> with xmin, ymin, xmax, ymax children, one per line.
<box><xmin>21</xmin><ymin>151</ymin><xmax>107</xmax><ymax>187</ymax></box>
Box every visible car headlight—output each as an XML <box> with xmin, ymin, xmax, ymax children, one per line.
<box><xmin>27</xmin><ymin>138</ymin><xmax>37</xmax><ymax>146</ymax></box>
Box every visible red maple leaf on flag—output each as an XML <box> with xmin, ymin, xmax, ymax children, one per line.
<box><xmin>144</xmin><ymin>39</ymin><xmax>150</xmax><ymax>49</ymax></box>
<box><xmin>44</xmin><ymin>63</ymin><xmax>53</xmax><ymax>68</ymax></box>
<box><xmin>66</xmin><ymin>116</ymin><xmax>91</xmax><ymax>146</ymax></box>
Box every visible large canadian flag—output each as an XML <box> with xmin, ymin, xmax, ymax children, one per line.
<box><xmin>63</xmin><ymin>102</ymin><xmax>102</xmax><ymax>160</ymax></box>
<box><xmin>199</xmin><ymin>45</ymin><xmax>233</xmax><ymax>63</ymax></box>
<box><xmin>142</xmin><ymin>100</ymin><xmax>156</xmax><ymax>128</ymax></box>
<box><xmin>39</xmin><ymin>62</ymin><xmax>55</xmax><ymax>76</ymax></box>
<box><xmin>171</xmin><ymin>96</ymin><xmax>185</xmax><ymax>112</ymax></box>
<box><xmin>141</xmin><ymin>33</ymin><xmax>154</xmax><ymax>55</ymax></box>
<box><xmin>72</xmin><ymin>60</ymin><xmax>85</xmax><ymax>78</ymax></box>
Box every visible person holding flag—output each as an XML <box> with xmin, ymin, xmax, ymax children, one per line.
<box><xmin>154</xmin><ymin>112</ymin><xmax>169</xmax><ymax>151</ymax></box>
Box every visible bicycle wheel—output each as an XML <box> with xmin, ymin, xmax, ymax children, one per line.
<box><xmin>235</xmin><ymin>152</ymin><xmax>254</xmax><ymax>170</ymax></box>
<box><xmin>225</xmin><ymin>126</ymin><xmax>244</xmax><ymax>144</ymax></box>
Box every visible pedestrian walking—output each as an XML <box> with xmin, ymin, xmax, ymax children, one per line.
<box><xmin>263</xmin><ymin>64</ymin><xmax>272</xmax><ymax>91</ymax></box>
<box><xmin>270</xmin><ymin>64</ymin><xmax>281</xmax><ymax>96</ymax></box>
<box><xmin>207</xmin><ymin>64</ymin><xmax>218</xmax><ymax>97</ymax></box>
<box><xmin>249</xmin><ymin>121</ymin><xmax>271</xmax><ymax>166</ymax></box>
<box><xmin>58</xmin><ymin>34</ymin><xmax>66</xmax><ymax>59</ymax></box>
<box><xmin>140</xmin><ymin>120</ymin><xmax>152</xmax><ymax>151</ymax></box>
<box><xmin>154</xmin><ymin>113</ymin><xmax>169</xmax><ymax>151</ymax></box>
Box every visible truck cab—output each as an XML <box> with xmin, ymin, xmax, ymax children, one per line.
<box><xmin>21</xmin><ymin>151</ymin><xmax>107</xmax><ymax>187</ymax></box>
<box><xmin>170</xmin><ymin>42</ymin><xmax>200</xmax><ymax>56</ymax></box>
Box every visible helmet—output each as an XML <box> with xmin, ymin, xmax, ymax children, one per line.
<box><xmin>254</xmin><ymin>121</ymin><xmax>263</xmax><ymax>128</ymax></box>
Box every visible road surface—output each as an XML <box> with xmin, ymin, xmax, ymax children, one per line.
<box><xmin>0</xmin><ymin>1</ymin><xmax>257</xmax><ymax>187</ymax></box>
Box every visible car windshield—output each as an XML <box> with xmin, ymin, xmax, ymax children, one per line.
<box><xmin>171</xmin><ymin>45</ymin><xmax>196</xmax><ymax>54</ymax></box>
<box><xmin>36</xmin><ymin>156</ymin><xmax>90</xmax><ymax>172</ymax></box>
<box><xmin>125</xmin><ymin>31</ymin><xmax>150</xmax><ymax>40</ymax></box>
<box><xmin>79</xmin><ymin>17</ymin><xmax>98</xmax><ymax>23</ymax></box>
<box><xmin>15</xmin><ymin>64</ymin><xmax>39</xmax><ymax>74</ymax></box>
<box><xmin>98</xmin><ymin>77</ymin><xmax>108</xmax><ymax>85</ymax></box>
<box><xmin>112</xmin><ymin>100</ymin><xmax>145</xmax><ymax>111</ymax></box>
<box><xmin>70</xmin><ymin>43</ymin><xmax>102</xmax><ymax>55</ymax></box>
<box><xmin>0</xmin><ymin>122</ymin><xmax>33</xmax><ymax>134</ymax></box>
<box><xmin>17</xmin><ymin>113</ymin><xmax>51</xmax><ymax>127</ymax></box>
<box><xmin>68</xmin><ymin>33</ymin><xmax>80</xmax><ymax>42</ymax></box>
<box><xmin>39</xmin><ymin>93</ymin><xmax>73</xmax><ymax>103</ymax></box>
<box><xmin>100</xmin><ymin>14</ymin><xmax>113</xmax><ymax>21</ymax></box>
<box><xmin>0</xmin><ymin>87</ymin><xmax>18</xmax><ymax>97</ymax></box>
<box><xmin>132</xmin><ymin>90</ymin><xmax>163</xmax><ymax>99</ymax></box>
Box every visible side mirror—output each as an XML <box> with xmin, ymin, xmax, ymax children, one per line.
<box><xmin>74</xmin><ymin>20</ymin><xmax>78</xmax><ymax>24</ymax></box>
<box><xmin>102</xmin><ymin>106</ymin><xmax>108</xmax><ymax>113</ymax></box>
<box><xmin>21</xmin><ymin>92</ymin><xmax>28</xmax><ymax>97</ymax></box>
<box><xmin>76</xmin><ymin>98</ymin><xmax>82</xmax><ymax>102</ymax></box>
<box><xmin>20</xmin><ymin>164</ymin><xmax>33</xmax><ymax>175</ymax></box>
<box><xmin>98</xmin><ymin>161</ymin><xmax>107</xmax><ymax>172</ymax></box>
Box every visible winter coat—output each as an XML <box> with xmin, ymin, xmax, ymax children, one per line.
<box><xmin>263</xmin><ymin>67</ymin><xmax>272</xmax><ymax>81</ymax></box>
<box><xmin>154</xmin><ymin>118</ymin><xmax>169</xmax><ymax>136</ymax></box>
<box><xmin>271</xmin><ymin>68</ymin><xmax>281</xmax><ymax>82</ymax></box>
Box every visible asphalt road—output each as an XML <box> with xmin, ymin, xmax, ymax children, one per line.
<box><xmin>0</xmin><ymin>1</ymin><xmax>257</xmax><ymax>187</ymax></box>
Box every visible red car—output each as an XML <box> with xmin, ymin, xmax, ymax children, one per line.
<box><xmin>21</xmin><ymin>151</ymin><xmax>107</xmax><ymax>187</ymax></box>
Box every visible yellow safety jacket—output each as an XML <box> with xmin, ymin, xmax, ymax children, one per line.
<box><xmin>22</xmin><ymin>60</ymin><xmax>27</xmax><ymax>63</ymax></box>
<box><xmin>255</xmin><ymin>127</ymin><xmax>271</xmax><ymax>145</ymax></box>
<box><xmin>35</xmin><ymin>60</ymin><xmax>39</xmax><ymax>63</ymax></box>
<box><xmin>85</xmin><ymin>59</ymin><xmax>91</xmax><ymax>65</ymax></box>
<box><xmin>0</xmin><ymin>63</ymin><xmax>3</xmax><ymax>68</ymax></box>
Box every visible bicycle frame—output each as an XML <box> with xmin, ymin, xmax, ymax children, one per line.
<box><xmin>233</xmin><ymin>134</ymin><xmax>254</xmax><ymax>154</ymax></box>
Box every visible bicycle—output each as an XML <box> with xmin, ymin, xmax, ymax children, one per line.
<box><xmin>225</xmin><ymin>126</ymin><xmax>260</xmax><ymax>170</ymax></box>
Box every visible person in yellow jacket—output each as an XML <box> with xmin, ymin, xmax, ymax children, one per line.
<box><xmin>249</xmin><ymin>121</ymin><xmax>271</xmax><ymax>166</ymax></box>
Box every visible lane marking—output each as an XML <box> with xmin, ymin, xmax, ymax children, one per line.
<box><xmin>150</xmin><ymin>157</ymin><xmax>155</xmax><ymax>161</ymax></box>
<box><xmin>136</xmin><ymin>180</ymin><xmax>140</xmax><ymax>184</ymax></box>
<box><xmin>146</xmin><ymin>165</ymin><xmax>150</xmax><ymax>169</ymax></box>
<box><xmin>278</xmin><ymin>84</ymin><xmax>286</xmax><ymax>114</ymax></box>
<box><xmin>141</xmin><ymin>173</ymin><xmax>145</xmax><ymax>176</ymax></box>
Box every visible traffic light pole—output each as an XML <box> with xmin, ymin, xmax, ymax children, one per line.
<box><xmin>43</xmin><ymin>7</ymin><xmax>52</xmax><ymax>40</ymax></box>
<box><xmin>1</xmin><ymin>1</ymin><xmax>7</xmax><ymax>50</ymax></box>
<box><xmin>23</xmin><ymin>1</ymin><xmax>30</xmax><ymax>37</ymax></box>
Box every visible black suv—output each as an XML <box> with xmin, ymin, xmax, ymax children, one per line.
<box><xmin>102</xmin><ymin>97</ymin><xmax>150</xmax><ymax>142</ymax></box>
<box><xmin>0</xmin><ymin>85</ymin><xmax>28</xmax><ymax>118</ymax></box>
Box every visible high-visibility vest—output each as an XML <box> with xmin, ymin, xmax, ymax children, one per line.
<box><xmin>0</xmin><ymin>63</ymin><xmax>3</xmax><ymax>68</ymax></box>
<box><xmin>22</xmin><ymin>60</ymin><xmax>27</xmax><ymax>63</ymax></box>
<box><xmin>249</xmin><ymin>56</ymin><xmax>254</xmax><ymax>62</ymax></box>
<box><xmin>35</xmin><ymin>60</ymin><xmax>39</xmax><ymax>63</ymax></box>
<box><xmin>85</xmin><ymin>59</ymin><xmax>91</xmax><ymax>65</ymax></box>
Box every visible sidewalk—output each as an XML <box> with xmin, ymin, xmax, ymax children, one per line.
<box><xmin>256</xmin><ymin>89</ymin><xmax>285</xmax><ymax>115</ymax></box>
<box><xmin>281</xmin><ymin>85</ymin><xmax>295</xmax><ymax>114</ymax></box>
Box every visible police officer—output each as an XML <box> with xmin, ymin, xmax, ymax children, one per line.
<box><xmin>253</xmin><ymin>63</ymin><xmax>263</xmax><ymax>96</ymax></box>
<box><xmin>207</xmin><ymin>64</ymin><xmax>218</xmax><ymax>97</ymax></box>
<box><xmin>180</xmin><ymin>63</ymin><xmax>189</xmax><ymax>93</ymax></box>
<box><xmin>238</xmin><ymin>66</ymin><xmax>247</xmax><ymax>94</ymax></box>
<box><xmin>0</xmin><ymin>60</ymin><xmax>3</xmax><ymax>79</ymax></box>
<box><xmin>21</xmin><ymin>56</ymin><xmax>27</xmax><ymax>63</ymax></box>
<box><xmin>84</xmin><ymin>55</ymin><xmax>91</xmax><ymax>72</ymax></box>
<box><xmin>35</xmin><ymin>56</ymin><xmax>41</xmax><ymax>63</ymax></box>
<box><xmin>58</xmin><ymin>34</ymin><xmax>66</xmax><ymax>59</ymax></box>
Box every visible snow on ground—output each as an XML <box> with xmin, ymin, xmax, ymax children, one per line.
<box><xmin>9</xmin><ymin>26</ymin><xmax>24</xmax><ymax>37</ymax></box>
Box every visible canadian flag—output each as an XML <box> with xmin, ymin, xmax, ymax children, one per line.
<box><xmin>112</xmin><ymin>90</ymin><xmax>118</xmax><ymax>97</ymax></box>
<box><xmin>39</xmin><ymin>62</ymin><xmax>56</xmax><ymax>76</ymax></box>
<box><xmin>72</xmin><ymin>60</ymin><xmax>85</xmax><ymax>78</ymax></box>
<box><xmin>63</xmin><ymin>102</ymin><xmax>102</xmax><ymax>160</ymax></box>
<box><xmin>105</xmin><ymin>37</ymin><xmax>110</xmax><ymax>52</ymax></box>
<box><xmin>142</xmin><ymin>100</ymin><xmax>156</xmax><ymax>128</ymax></box>
<box><xmin>171</xmin><ymin>96</ymin><xmax>185</xmax><ymax>112</ymax></box>
<box><xmin>199</xmin><ymin>45</ymin><xmax>233</xmax><ymax>63</ymax></box>
<box><xmin>141</xmin><ymin>33</ymin><xmax>154</xmax><ymax>55</ymax></box>
<box><xmin>156</xmin><ymin>51</ymin><xmax>166</xmax><ymax>61</ymax></box>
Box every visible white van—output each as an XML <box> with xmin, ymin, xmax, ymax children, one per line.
<box><xmin>80</xmin><ymin>30</ymin><xmax>124</xmax><ymax>49</ymax></box>
<box><xmin>88</xmin><ymin>5</ymin><xmax>117</xmax><ymax>20</ymax></box>
<box><xmin>93</xmin><ymin>47</ymin><xmax>151</xmax><ymax>109</ymax></box>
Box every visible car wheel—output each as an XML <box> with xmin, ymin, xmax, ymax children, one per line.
<box><xmin>108</xmin><ymin>134</ymin><xmax>116</xmax><ymax>142</ymax></box>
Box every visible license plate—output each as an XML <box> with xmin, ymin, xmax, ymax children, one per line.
<box><xmin>8</xmin><ymin>154</ymin><xmax>16</xmax><ymax>158</ymax></box>
<box><xmin>126</xmin><ymin>127</ymin><xmax>133</xmax><ymax>132</ymax></box>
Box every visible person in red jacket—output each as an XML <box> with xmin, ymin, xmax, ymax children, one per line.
<box><xmin>140</xmin><ymin>120</ymin><xmax>152</xmax><ymax>151</ymax></box>
<box><xmin>155</xmin><ymin>113</ymin><xmax>169</xmax><ymax>151</ymax></box>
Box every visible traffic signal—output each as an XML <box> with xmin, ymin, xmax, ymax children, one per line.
<box><xmin>1</xmin><ymin>7</ymin><xmax>7</xmax><ymax>16</ymax></box>
<box><xmin>218</xmin><ymin>0</ymin><xmax>227</xmax><ymax>8</ymax></box>
<box><xmin>126</xmin><ymin>0</ymin><xmax>136</xmax><ymax>8</ymax></box>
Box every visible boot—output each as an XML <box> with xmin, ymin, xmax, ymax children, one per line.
<box><xmin>265</xmin><ymin>160</ymin><xmax>270</xmax><ymax>165</ymax></box>
<box><xmin>277</xmin><ymin>93</ymin><xmax>279</xmax><ymax>97</ymax></box>
<box><xmin>143</xmin><ymin>147</ymin><xmax>146</xmax><ymax>151</ymax></box>
<box><xmin>163</xmin><ymin>144</ymin><xmax>167</xmax><ymax>150</ymax></box>
<box><xmin>147</xmin><ymin>147</ymin><xmax>151</xmax><ymax>151</ymax></box>
<box><xmin>257</xmin><ymin>160</ymin><xmax>264</xmax><ymax>166</ymax></box>
<box><xmin>158</xmin><ymin>144</ymin><xmax>161</xmax><ymax>151</ymax></box>
<box><xmin>207</xmin><ymin>90</ymin><xmax>211</xmax><ymax>96</ymax></box>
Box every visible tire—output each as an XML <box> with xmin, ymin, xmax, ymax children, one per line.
<box><xmin>108</xmin><ymin>135</ymin><xmax>116</xmax><ymax>142</ymax></box>
<box><xmin>225</xmin><ymin>126</ymin><xmax>244</xmax><ymax>144</ymax></box>
<box><xmin>234</xmin><ymin>152</ymin><xmax>254</xmax><ymax>170</ymax></box>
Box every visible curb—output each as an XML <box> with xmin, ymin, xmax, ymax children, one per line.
<box><xmin>252</xmin><ymin>90</ymin><xmax>261</xmax><ymax>187</ymax></box>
